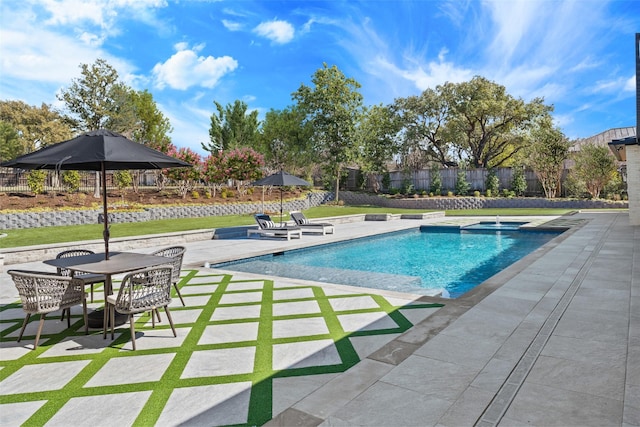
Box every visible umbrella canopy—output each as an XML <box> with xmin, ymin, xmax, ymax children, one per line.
<box><xmin>252</xmin><ymin>170</ymin><xmax>312</xmax><ymax>187</ymax></box>
<box><xmin>1</xmin><ymin>129</ymin><xmax>192</xmax><ymax>259</ymax></box>
<box><xmin>252</xmin><ymin>171</ymin><xmax>311</xmax><ymax>224</ymax></box>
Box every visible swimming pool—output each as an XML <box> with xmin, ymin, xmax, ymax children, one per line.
<box><xmin>212</xmin><ymin>226</ymin><xmax>563</xmax><ymax>298</ymax></box>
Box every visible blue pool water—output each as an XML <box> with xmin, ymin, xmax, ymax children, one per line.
<box><xmin>213</xmin><ymin>226</ymin><xmax>563</xmax><ymax>298</ymax></box>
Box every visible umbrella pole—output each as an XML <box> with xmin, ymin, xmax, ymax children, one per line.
<box><xmin>101</xmin><ymin>164</ymin><xmax>110</xmax><ymax>260</ymax></box>
<box><xmin>280</xmin><ymin>188</ymin><xmax>283</xmax><ymax>226</ymax></box>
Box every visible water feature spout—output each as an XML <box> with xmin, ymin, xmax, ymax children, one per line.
<box><xmin>496</xmin><ymin>215</ymin><xmax>501</xmax><ymax>226</ymax></box>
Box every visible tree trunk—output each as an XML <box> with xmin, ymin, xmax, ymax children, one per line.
<box><xmin>334</xmin><ymin>175</ymin><xmax>340</xmax><ymax>203</ymax></box>
<box><xmin>93</xmin><ymin>171</ymin><xmax>100</xmax><ymax>198</ymax></box>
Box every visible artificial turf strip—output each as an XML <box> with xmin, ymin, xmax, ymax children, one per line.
<box><xmin>0</xmin><ymin>270</ymin><xmax>444</xmax><ymax>426</ymax></box>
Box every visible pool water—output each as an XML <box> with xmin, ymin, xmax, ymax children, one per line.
<box><xmin>213</xmin><ymin>226</ymin><xmax>562</xmax><ymax>298</ymax></box>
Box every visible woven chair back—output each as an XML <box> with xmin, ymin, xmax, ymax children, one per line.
<box><xmin>151</xmin><ymin>246</ymin><xmax>186</xmax><ymax>284</ymax></box>
<box><xmin>56</xmin><ymin>249</ymin><xmax>95</xmax><ymax>278</ymax></box>
<box><xmin>8</xmin><ymin>270</ymin><xmax>85</xmax><ymax>314</ymax></box>
<box><xmin>113</xmin><ymin>266</ymin><xmax>173</xmax><ymax>315</ymax></box>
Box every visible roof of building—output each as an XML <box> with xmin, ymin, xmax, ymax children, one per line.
<box><xmin>571</xmin><ymin>126</ymin><xmax>636</xmax><ymax>152</ymax></box>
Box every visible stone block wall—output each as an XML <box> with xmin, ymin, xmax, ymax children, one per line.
<box><xmin>1</xmin><ymin>191</ymin><xmax>334</xmax><ymax>230</ymax></box>
<box><xmin>338</xmin><ymin>191</ymin><xmax>628</xmax><ymax>210</ymax></box>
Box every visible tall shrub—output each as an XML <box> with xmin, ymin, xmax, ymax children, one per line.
<box><xmin>27</xmin><ymin>170</ymin><xmax>47</xmax><ymax>195</ymax></box>
<box><xmin>485</xmin><ymin>169</ymin><xmax>500</xmax><ymax>195</ymax></box>
<box><xmin>510</xmin><ymin>166</ymin><xmax>527</xmax><ymax>196</ymax></box>
<box><xmin>61</xmin><ymin>170</ymin><xmax>81</xmax><ymax>193</ymax></box>
<box><xmin>455</xmin><ymin>170</ymin><xmax>470</xmax><ymax>196</ymax></box>
<box><xmin>430</xmin><ymin>163</ymin><xmax>442</xmax><ymax>195</ymax></box>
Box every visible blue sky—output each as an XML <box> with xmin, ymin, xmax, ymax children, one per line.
<box><xmin>1</xmin><ymin>0</ymin><xmax>638</xmax><ymax>156</ymax></box>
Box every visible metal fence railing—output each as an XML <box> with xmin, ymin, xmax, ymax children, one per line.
<box><xmin>0</xmin><ymin>170</ymin><xmax>161</xmax><ymax>193</ymax></box>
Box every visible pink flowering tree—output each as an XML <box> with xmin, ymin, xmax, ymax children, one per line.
<box><xmin>202</xmin><ymin>151</ymin><xmax>227</xmax><ymax>197</ymax></box>
<box><xmin>224</xmin><ymin>147</ymin><xmax>265</xmax><ymax>193</ymax></box>
<box><xmin>165</xmin><ymin>145</ymin><xmax>202</xmax><ymax>198</ymax></box>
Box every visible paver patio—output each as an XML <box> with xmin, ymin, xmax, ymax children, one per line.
<box><xmin>0</xmin><ymin>212</ymin><xmax>638</xmax><ymax>426</ymax></box>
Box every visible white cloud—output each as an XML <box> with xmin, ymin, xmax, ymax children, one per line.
<box><xmin>152</xmin><ymin>43</ymin><xmax>238</xmax><ymax>90</ymax></box>
<box><xmin>584</xmin><ymin>76</ymin><xmax>635</xmax><ymax>96</ymax></box>
<box><xmin>624</xmin><ymin>75</ymin><xmax>636</xmax><ymax>92</ymax></box>
<box><xmin>222</xmin><ymin>19</ymin><xmax>243</xmax><ymax>31</ymax></box>
<box><xmin>253</xmin><ymin>20</ymin><xmax>295</xmax><ymax>44</ymax></box>
<box><xmin>37</xmin><ymin>0</ymin><xmax>169</xmax><ymax>45</ymax></box>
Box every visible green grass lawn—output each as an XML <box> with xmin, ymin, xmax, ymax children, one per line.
<box><xmin>0</xmin><ymin>205</ymin><xmax>578</xmax><ymax>249</ymax></box>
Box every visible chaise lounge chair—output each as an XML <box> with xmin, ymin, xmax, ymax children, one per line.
<box><xmin>248</xmin><ymin>213</ymin><xmax>302</xmax><ymax>240</ymax></box>
<box><xmin>290</xmin><ymin>211</ymin><xmax>335</xmax><ymax>235</ymax></box>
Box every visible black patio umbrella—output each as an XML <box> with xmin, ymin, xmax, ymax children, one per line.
<box><xmin>252</xmin><ymin>170</ymin><xmax>311</xmax><ymax>224</ymax></box>
<box><xmin>1</xmin><ymin>129</ymin><xmax>192</xmax><ymax>259</ymax></box>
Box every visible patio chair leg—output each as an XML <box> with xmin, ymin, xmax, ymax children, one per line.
<box><xmin>103</xmin><ymin>306</ymin><xmax>108</xmax><ymax>339</ymax></box>
<box><xmin>82</xmin><ymin>298</ymin><xmax>88</xmax><ymax>335</ymax></box>
<box><xmin>151</xmin><ymin>309</ymin><xmax>156</xmax><ymax>328</ymax></box>
<box><xmin>90</xmin><ymin>284</ymin><xmax>94</xmax><ymax>303</ymax></box>
<box><xmin>164</xmin><ymin>306</ymin><xmax>177</xmax><ymax>337</ymax></box>
<box><xmin>34</xmin><ymin>314</ymin><xmax>46</xmax><ymax>350</ymax></box>
<box><xmin>174</xmin><ymin>283</ymin><xmax>185</xmax><ymax>306</ymax></box>
<box><xmin>110</xmin><ymin>306</ymin><xmax>115</xmax><ymax>340</ymax></box>
<box><xmin>18</xmin><ymin>313</ymin><xmax>30</xmax><ymax>342</ymax></box>
<box><xmin>66</xmin><ymin>308</ymin><xmax>71</xmax><ymax>328</ymax></box>
<box><xmin>129</xmin><ymin>315</ymin><xmax>136</xmax><ymax>351</ymax></box>
<box><xmin>155</xmin><ymin>309</ymin><xmax>162</xmax><ymax>323</ymax></box>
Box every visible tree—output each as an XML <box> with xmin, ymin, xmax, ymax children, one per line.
<box><xmin>354</xmin><ymin>104</ymin><xmax>400</xmax><ymax>192</ymax></box>
<box><xmin>393</xmin><ymin>87</ymin><xmax>454</xmax><ymax>168</ymax></box>
<box><xmin>0</xmin><ymin>121</ymin><xmax>22</xmax><ymax>162</ymax></box>
<box><xmin>165</xmin><ymin>146</ymin><xmax>202</xmax><ymax>198</ymax></box>
<box><xmin>224</xmin><ymin>147</ymin><xmax>265</xmax><ymax>191</ymax></box>
<box><xmin>571</xmin><ymin>143</ymin><xmax>617</xmax><ymax>199</ymax></box>
<box><xmin>57</xmin><ymin>58</ymin><xmax>134</xmax><ymax>197</ymax></box>
<box><xmin>443</xmin><ymin>76</ymin><xmax>551</xmax><ymax>168</ymax></box>
<box><xmin>292</xmin><ymin>63</ymin><xmax>363</xmax><ymax>202</ymax></box>
<box><xmin>202</xmin><ymin>100</ymin><xmax>259</xmax><ymax>152</ymax></box>
<box><xmin>258</xmin><ymin>105</ymin><xmax>314</xmax><ymax>173</ymax></box>
<box><xmin>57</xmin><ymin>59</ymin><xmax>130</xmax><ymax>132</ymax></box>
<box><xmin>0</xmin><ymin>100</ymin><xmax>73</xmax><ymax>153</ymax></box>
<box><xmin>526</xmin><ymin>119</ymin><xmax>570</xmax><ymax>198</ymax></box>
<box><xmin>130</xmin><ymin>90</ymin><xmax>173</xmax><ymax>152</ymax></box>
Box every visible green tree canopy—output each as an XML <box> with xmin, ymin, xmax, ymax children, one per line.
<box><xmin>258</xmin><ymin>105</ymin><xmax>314</xmax><ymax>173</ymax></box>
<box><xmin>292</xmin><ymin>63</ymin><xmax>363</xmax><ymax>201</ymax></box>
<box><xmin>130</xmin><ymin>89</ymin><xmax>173</xmax><ymax>152</ymax></box>
<box><xmin>203</xmin><ymin>100</ymin><xmax>259</xmax><ymax>152</ymax></box>
<box><xmin>354</xmin><ymin>103</ymin><xmax>401</xmax><ymax>191</ymax></box>
<box><xmin>571</xmin><ymin>143</ymin><xmax>617</xmax><ymax>199</ymax></box>
<box><xmin>0</xmin><ymin>121</ymin><xmax>21</xmax><ymax>162</ymax></box>
<box><xmin>443</xmin><ymin>76</ymin><xmax>551</xmax><ymax>168</ymax></box>
<box><xmin>0</xmin><ymin>100</ymin><xmax>73</xmax><ymax>153</ymax></box>
<box><xmin>57</xmin><ymin>58</ymin><xmax>131</xmax><ymax>132</ymax></box>
<box><xmin>392</xmin><ymin>87</ymin><xmax>453</xmax><ymax>168</ymax></box>
<box><xmin>525</xmin><ymin>117</ymin><xmax>570</xmax><ymax>198</ymax></box>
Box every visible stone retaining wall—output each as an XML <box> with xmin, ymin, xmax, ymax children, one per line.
<box><xmin>0</xmin><ymin>192</ymin><xmax>334</xmax><ymax>230</ymax></box>
<box><xmin>339</xmin><ymin>191</ymin><xmax>628</xmax><ymax>210</ymax></box>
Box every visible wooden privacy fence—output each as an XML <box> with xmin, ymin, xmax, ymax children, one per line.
<box><xmin>345</xmin><ymin>167</ymin><xmax>545</xmax><ymax>195</ymax></box>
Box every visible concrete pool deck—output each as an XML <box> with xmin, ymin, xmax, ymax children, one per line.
<box><xmin>0</xmin><ymin>211</ymin><xmax>638</xmax><ymax>426</ymax></box>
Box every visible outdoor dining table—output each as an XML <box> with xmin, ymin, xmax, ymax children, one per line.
<box><xmin>43</xmin><ymin>251</ymin><xmax>171</xmax><ymax>328</ymax></box>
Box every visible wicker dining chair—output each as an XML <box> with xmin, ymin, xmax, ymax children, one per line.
<box><xmin>104</xmin><ymin>266</ymin><xmax>177</xmax><ymax>350</ymax></box>
<box><xmin>150</xmin><ymin>246</ymin><xmax>186</xmax><ymax>306</ymax></box>
<box><xmin>56</xmin><ymin>249</ymin><xmax>106</xmax><ymax>302</ymax></box>
<box><xmin>8</xmin><ymin>270</ymin><xmax>88</xmax><ymax>349</ymax></box>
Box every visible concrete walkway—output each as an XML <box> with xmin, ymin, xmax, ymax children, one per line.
<box><xmin>0</xmin><ymin>211</ymin><xmax>638</xmax><ymax>426</ymax></box>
